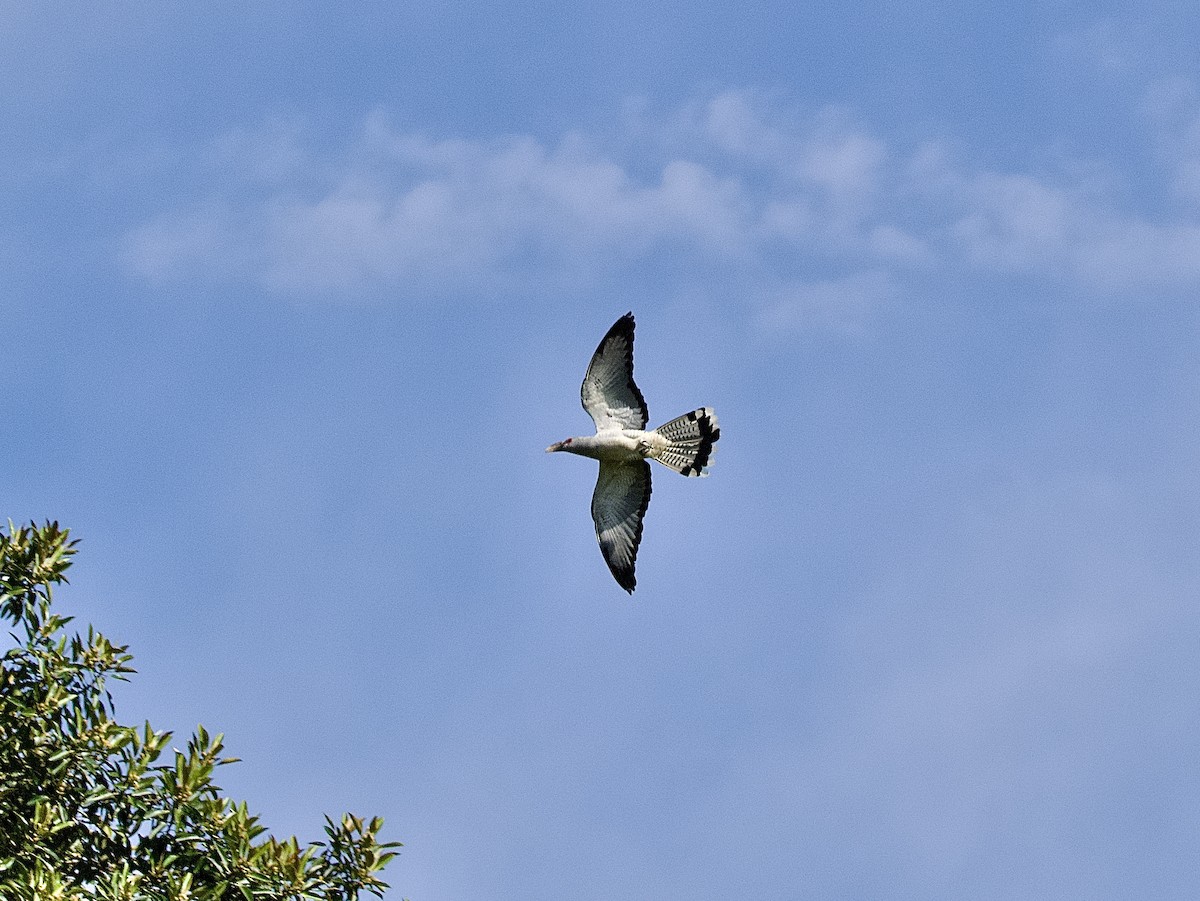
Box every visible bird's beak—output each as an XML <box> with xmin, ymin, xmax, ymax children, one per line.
<box><xmin>546</xmin><ymin>441</ymin><xmax>563</xmax><ymax>453</ymax></box>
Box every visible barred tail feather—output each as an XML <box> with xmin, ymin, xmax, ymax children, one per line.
<box><xmin>651</xmin><ymin>407</ymin><xmax>720</xmax><ymax>477</ymax></box>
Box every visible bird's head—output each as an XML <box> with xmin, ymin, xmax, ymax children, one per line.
<box><xmin>545</xmin><ymin>437</ymin><xmax>574</xmax><ymax>453</ymax></box>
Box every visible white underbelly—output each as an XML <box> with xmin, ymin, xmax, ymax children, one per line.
<box><xmin>593</xmin><ymin>429</ymin><xmax>649</xmax><ymax>462</ymax></box>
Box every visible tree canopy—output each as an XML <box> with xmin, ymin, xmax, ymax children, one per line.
<box><xmin>0</xmin><ymin>521</ymin><xmax>400</xmax><ymax>900</ymax></box>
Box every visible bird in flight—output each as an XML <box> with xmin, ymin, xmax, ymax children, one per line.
<box><xmin>547</xmin><ymin>312</ymin><xmax>720</xmax><ymax>592</ymax></box>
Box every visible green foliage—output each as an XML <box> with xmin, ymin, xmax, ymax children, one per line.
<box><xmin>0</xmin><ymin>521</ymin><xmax>401</xmax><ymax>900</ymax></box>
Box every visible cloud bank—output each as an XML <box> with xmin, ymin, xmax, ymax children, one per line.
<box><xmin>121</xmin><ymin>89</ymin><xmax>1200</xmax><ymax>306</ymax></box>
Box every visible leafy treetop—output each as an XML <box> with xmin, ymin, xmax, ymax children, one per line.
<box><xmin>0</xmin><ymin>521</ymin><xmax>401</xmax><ymax>901</ymax></box>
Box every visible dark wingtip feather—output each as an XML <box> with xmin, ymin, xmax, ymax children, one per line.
<box><xmin>603</xmin><ymin>312</ymin><xmax>636</xmax><ymax>345</ymax></box>
<box><xmin>603</xmin><ymin>548</ymin><xmax>638</xmax><ymax>592</ymax></box>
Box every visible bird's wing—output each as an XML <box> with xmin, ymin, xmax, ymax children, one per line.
<box><xmin>591</xmin><ymin>459</ymin><xmax>652</xmax><ymax>593</ymax></box>
<box><xmin>581</xmin><ymin>312</ymin><xmax>649</xmax><ymax>431</ymax></box>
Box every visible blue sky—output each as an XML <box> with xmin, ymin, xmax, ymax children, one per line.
<box><xmin>5</xmin><ymin>1</ymin><xmax>1200</xmax><ymax>897</ymax></box>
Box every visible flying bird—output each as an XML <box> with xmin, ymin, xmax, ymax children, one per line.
<box><xmin>547</xmin><ymin>312</ymin><xmax>720</xmax><ymax>592</ymax></box>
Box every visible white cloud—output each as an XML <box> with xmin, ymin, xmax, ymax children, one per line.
<box><xmin>1142</xmin><ymin>77</ymin><xmax>1200</xmax><ymax>206</ymax></box>
<box><xmin>126</xmin><ymin>116</ymin><xmax>764</xmax><ymax>295</ymax></box>
<box><xmin>950</xmin><ymin>172</ymin><xmax>1077</xmax><ymax>271</ymax></box>
<box><xmin>1075</xmin><ymin>219</ymin><xmax>1200</xmax><ymax>288</ymax></box>
<box><xmin>122</xmin><ymin>201</ymin><xmax>253</xmax><ymax>286</ymax></box>
<box><xmin>903</xmin><ymin>136</ymin><xmax>1200</xmax><ymax>293</ymax></box>
<box><xmin>799</xmin><ymin>125</ymin><xmax>885</xmax><ymax>202</ymax></box>
<box><xmin>755</xmin><ymin>270</ymin><xmax>896</xmax><ymax>336</ymax></box>
<box><xmin>869</xmin><ymin>224</ymin><xmax>933</xmax><ymax>266</ymax></box>
<box><xmin>1048</xmin><ymin>20</ymin><xmax>1137</xmax><ymax>79</ymax></box>
<box><xmin>120</xmin><ymin>87</ymin><xmax>1200</xmax><ymax>310</ymax></box>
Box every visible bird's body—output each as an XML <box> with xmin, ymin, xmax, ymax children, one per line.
<box><xmin>547</xmin><ymin>312</ymin><xmax>720</xmax><ymax>592</ymax></box>
<box><xmin>549</xmin><ymin>430</ymin><xmax>657</xmax><ymax>462</ymax></box>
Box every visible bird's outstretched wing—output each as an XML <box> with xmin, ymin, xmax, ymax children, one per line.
<box><xmin>591</xmin><ymin>460</ymin><xmax>652</xmax><ymax>593</ymax></box>
<box><xmin>581</xmin><ymin>312</ymin><xmax>649</xmax><ymax>431</ymax></box>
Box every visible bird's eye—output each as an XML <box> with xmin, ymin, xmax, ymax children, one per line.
<box><xmin>564</xmin><ymin>438</ymin><xmax>572</xmax><ymax>445</ymax></box>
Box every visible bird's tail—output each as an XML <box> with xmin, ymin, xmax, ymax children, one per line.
<box><xmin>650</xmin><ymin>407</ymin><xmax>720</xmax><ymax>477</ymax></box>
